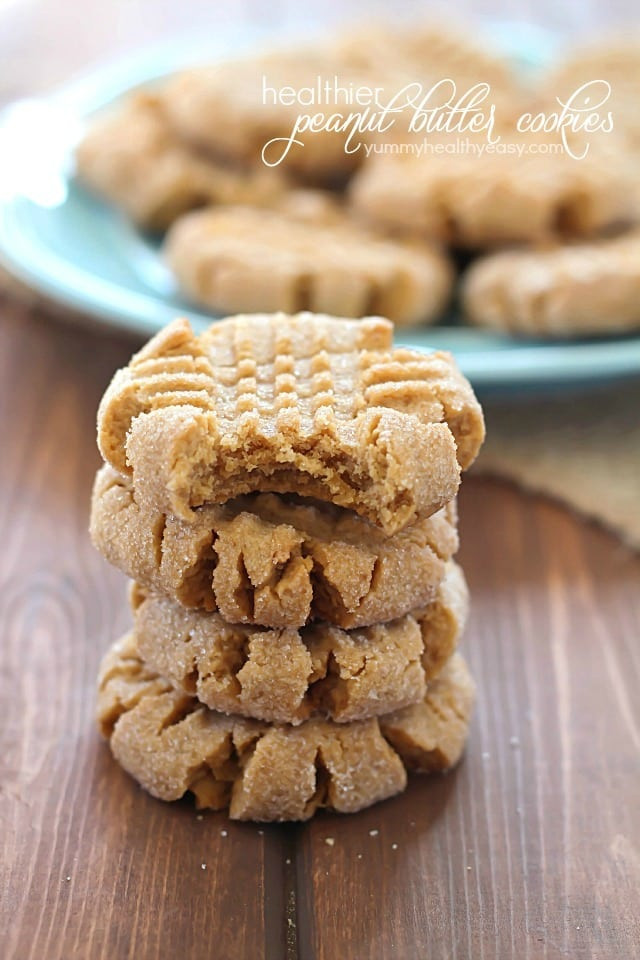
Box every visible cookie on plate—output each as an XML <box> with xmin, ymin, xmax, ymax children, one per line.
<box><xmin>164</xmin><ymin>206</ymin><xmax>454</xmax><ymax>326</ymax></box>
<box><xmin>91</xmin><ymin>466</ymin><xmax>458</xmax><ymax>628</ymax></box>
<box><xmin>462</xmin><ymin>229</ymin><xmax>640</xmax><ymax>336</ymax></box>
<box><xmin>75</xmin><ymin>92</ymin><xmax>286</xmax><ymax>231</ymax></box>
<box><xmin>335</xmin><ymin>19</ymin><xmax>524</xmax><ymax>130</ymax></box>
<box><xmin>97</xmin><ymin>634</ymin><xmax>475</xmax><ymax>821</ymax></box>
<box><xmin>349</xmin><ymin>141</ymin><xmax>636</xmax><ymax>248</ymax></box>
<box><xmin>542</xmin><ymin>35</ymin><xmax>640</xmax><ymax>151</ymax></box>
<box><xmin>129</xmin><ymin>560</ymin><xmax>468</xmax><ymax>725</ymax></box>
<box><xmin>162</xmin><ymin>51</ymin><xmax>367</xmax><ymax>184</ymax></box>
<box><xmin>97</xmin><ymin>314</ymin><xmax>484</xmax><ymax>534</ymax></box>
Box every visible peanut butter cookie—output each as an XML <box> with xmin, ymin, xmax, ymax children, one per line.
<box><xmin>165</xmin><ymin>206</ymin><xmax>454</xmax><ymax>327</ymax></box>
<box><xmin>162</xmin><ymin>51</ymin><xmax>367</xmax><ymax>183</ymax></box>
<box><xmin>75</xmin><ymin>92</ymin><xmax>286</xmax><ymax>231</ymax></box>
<box><xmin>350</xmin><ymin>144</ymin><xmax>635</xmax><ymax>249</ymax></box>
<box><xmin>97</xmin><ymin>635</ymin><xmax>475</xmax><ymax>821</ymax></box>
<box><xmin>462</xmin><ymin>230</ymin><xmax>640</xmax><ymax>336</ymax></box>
<box><xmin>129</xmin><ymin>560</ymin><xmax>467</xmax><ymax>724</ymax></box>
<box><xmin>97</xmin><ymin>314</ymin><xmax>484</xmax><ymax>534</ymax></box>
<box><xmin>91</xmin><ymin>466</ymin><xmax>458</xmax><ymax>628</ymax></box>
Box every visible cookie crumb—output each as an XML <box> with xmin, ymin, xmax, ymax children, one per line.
<box><xmin>220</xmin><ymin>829</ymin><xmax>228</xmax><ymax>837</ymax></box>
<box><xmin>201</xmin><ymin>863</ymin><xmax>207</xmax><ymax>870</ymax></box>
<box><xmin>369</xmin><ymin>829</ymin><xmax>379</xmax><ymax>837</ymax></box>
<box><xmin>324</xmin><ymin>837</ymin><xmax>335</xmax><ymax>847</ymax></box>
<box><xmin>391</xmin><ymin>843</ymin><xmax>398</xmax><ymax>850</ymax></box>
<box><xmin>65</xmin><ymin>876</ymin><xmax>71</xmax><ymax>882</ymax></box>
<box><xmin>357</xmin><ymin>854</ymin><xmax>363</xmax><ymax>859</ymax></box>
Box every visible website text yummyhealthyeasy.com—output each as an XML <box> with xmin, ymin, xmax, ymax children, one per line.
<box><xmin>260</xmin><ymin>75</ymin><xmax>615</xmax><ymax>164</ymax></box>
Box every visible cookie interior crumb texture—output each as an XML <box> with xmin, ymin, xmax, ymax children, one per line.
<box><xmin>97</xmin><ymin>313</ymin><xmax>484</xmax><ymax>534</ymax></box>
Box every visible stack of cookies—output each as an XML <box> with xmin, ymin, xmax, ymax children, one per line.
<box><xmin>91</xmin><ymin>312</ymin><xmax>485</xmax><ymax>821</ymax></box>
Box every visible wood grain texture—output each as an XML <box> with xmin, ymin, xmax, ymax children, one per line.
<box><xmin>1</xmin><ymin>300</ymin><xmax>639</xmax><ymax>960</ymax></box>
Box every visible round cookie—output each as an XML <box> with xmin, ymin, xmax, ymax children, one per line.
<box><xmin>164</xmin><ymin>206</ymin><xmax>454</xmax><ymax>327</ymax></box>
<box><xmin>129</xmin><ymin>560</ymin><xmax>468</xmax><ymax>725</ymax></box>
<box><xmin>75</xmin><ymin>92</ymin><xmax>286</xmax><ymax>231</ymax></box>
<box><xmin>91</xmin><ymin>465</ymin><xmax>458</xmax><ymax>628</ymax></box>
<box><xmin>462</xmin><ymin>230</ymin><xmax>640</xmax><ymax>337</ymax></box>
<box><xmin>97</xmin><ymin>314</ymin><xmax>485</xmax><ymax>534</ymax></box>
<box><xmin>162</xmin><ymin>50</ymin><xmax>367</xmax><ymax>184</ymax></box>
<box><xmin>542</xmin><ymin>36</ymin><xmax>640</xmax><ymax>152</ymax></box>
<box><xmin>335</xmin><ymin>19</ymin><xmax>524</xmax><ymax>133</ymax></box>
<box><xmin>349</xmin><ymin>141</ymin><xmax>636</xmax><ymax>249</ymax></box>
<box><xmin>97</xmin><ymin>635</ymin><xmax>475</xmax><ymax>821</ymax></box>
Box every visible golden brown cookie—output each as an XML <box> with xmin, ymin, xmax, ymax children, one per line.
<box><xmin>75</xmin><ymin>92</ymin><xmax>286</xmax><ymax>231</ymax></box>
<box><xmin>162</xmin><ymin>50</ymin><xmax>367</xmax><ymax>184</ymax></box>
<box><xmin>349</xmin><ymin>143</ymin><xmax>635</xmax><ymax>249</ymax></box>
<box><xmin>335</xmin><ymin>19</ymin><xmax>524</xmax><ymax>130</ymax></box>
<box><xmin>129</xmin><ymin>560</ymin><xmax>467</xmax><ymax>725</ymax></box>
<box><xmin>462</xmin><ymin>230</ymin><xmax>640</xmax><ymax>336</ymax></box>
<box><xmin>164</xmin><ymin>206</ymin><xmax>453</xmax><ymax>327</ymax></box>
<box><xmin>90</xmin><ymin>465</ymin><xmax>458</xmax><ymax>628</ymax></box>
<box><xmin>542</xmin><ymin>36</ymin><xmax>640</xmax><ymax>152</ymax></box>
<box><xmin>97</xmin><ymin>634</ymin><xmax>475</xmax><ymax>821</ymax></box>
<box><xmin>97</xmin><ymin>314</ymin><xmax>485</xmax><ymax>534</ymax></box>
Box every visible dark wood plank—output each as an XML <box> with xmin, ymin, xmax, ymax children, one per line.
<box><xmin>1</xmin><ymin>301</ymin><xmax>639</xmax><ymax>960</ymax></box>
<box><xmin>297</xmin><ymin>479</ymin><xmax>640</xmax><ymax>960</ymax></box>
<box><xmin>0</xmin><ymin>303</ymin><xmax>288</xmax><ymax>960</ymax></box>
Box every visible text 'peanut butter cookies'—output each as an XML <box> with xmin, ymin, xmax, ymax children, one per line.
<box><xmin>129</xmin><ymin>560</ymin><xmax>467</xmax><ymax>725</ymax></box>
<box><xmin>164</xmin><ymin>206</ymin><xmax>454</xmax><ymax>327</ymax></box>
<box><xmin>97</xmin><ymin>314</ymin><xmax>485</xmax><ymax>534</ymax></box>
<box><xmin>91</xmin><ymin>465</ymin><xmax>458</xmax><ymax>628</ymax></box>
<box><xmin>462</xmin><ymin>230</ymin><xmax>640</xmax><ymax>337</ymax></box>
<box><xmin>75</xmin><ymin>92</ymin><xmax>286</xmax><ymax>232</ymax></box>
<box><xmin>97</xmin><ymin>635</ymin><xmax>475</xmax><ymax>821</ymax></box>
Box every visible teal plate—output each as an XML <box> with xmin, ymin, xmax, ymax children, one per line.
<box><xmin>1</xmin><ymin>26</ymin><xmax>639</xmax><ymax>391</ymax></box>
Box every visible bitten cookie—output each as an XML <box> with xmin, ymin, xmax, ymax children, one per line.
<box><xmin>129</xmin><ymin>560</ymin><xmax>468</xmax><ymax>725</ymax></box>
<box><xmin>164</xmin><ymin>206</ymin><xmax>454</xmax><ymax>327</ymax></box>
<box><xmin>97</xmin><ymin>314</ymin><xmax>485</xmax><ymax>534</ymax></box>
<box><xmin>462</xmin><ymin>230</ymin><xmax>640</xmax><ymax>337</ymax></box>
<box><xmin>97</xmin><ymin>635</ymin><xmax>475</xmax><ymax>821</ymax></box>
<box><xmin>91</xmin><ymin>466</ymin><xmax>458</xmax><ymax>628</ymax></box>
<box><xmin>349</xmin><ymin>144</ymin><xmax>635</xmax><ymax>248</ymax></box>
<box><xmin>75</xmin><ymin>92</ymin><xmax>286</xmax><ymax>231</ymax></box>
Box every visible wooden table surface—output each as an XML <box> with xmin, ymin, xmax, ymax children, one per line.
<box><xmin>1</xmin><ymin>298</ymin><xmax>639</xmax><ymax>960</ymax></box>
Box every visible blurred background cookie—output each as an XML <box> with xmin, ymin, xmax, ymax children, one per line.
<box><xmin>349</xmin><ymin>138</ymin><xmax>638</xmax><ymax>249</ymax></box>
<box><xmin>462</xmin><ymin>229</ymin><xmax>640</xmax><ymax>336</ymax></box>
<box><xmin>165</xmin><ymin>205</ymin><xmax>454</xmax><ymax>325</ymax></box>
<box><xmin>75</xmin><ymin>91</ymin><xmax>287</xmax><ymax>230</ymax></box>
